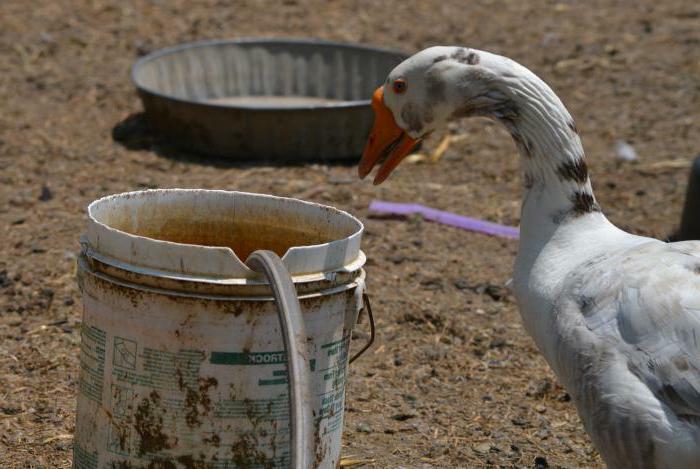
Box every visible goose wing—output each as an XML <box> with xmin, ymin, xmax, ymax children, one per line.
<box><xmin>571</xmin><ymin>240</ymin><xmax>700</xmax><ymax>421</ymax></box>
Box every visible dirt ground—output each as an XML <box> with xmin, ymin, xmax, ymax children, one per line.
<box><xmin>1</xmin><ymin>0</ymin><xmax>699</xmax><ymax>467</ymax></box>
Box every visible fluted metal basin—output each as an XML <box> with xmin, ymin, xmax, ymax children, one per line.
<box><xmin>131</xmin><ymin>38</ymin><xmax>407</xmax><ymax>162</ymax></box>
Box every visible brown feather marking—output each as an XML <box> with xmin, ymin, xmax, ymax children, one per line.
<box><xmin>570</xmin><ymin>192</ymin><xmax>600</xmax><ymax>215</ymax></box>
<box><xmin>450</xmin><ymin>48</ymin><xmax>480</xmax><ymax>65</ymax></box>
<box><xmin>465</xmin><ymin>52</ymin><xmax>480</xmax><ymax>65</ymax></box>
<box><xmin>451</xmin><ymin>48</ymin><xmax>468</xmax><ymax>62</ymax></box>
<box><xmin>577</xmin><ymin>295</ymin><xmax>596</xmax><ymax>316</ymax></box>
<box><xmin>557</xmin><ymin>159</ymin><xmax>589</xmax><ymax>183</ymax></box>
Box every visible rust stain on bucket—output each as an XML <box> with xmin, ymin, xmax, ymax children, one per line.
<box><xmin>134</xmin><ymin>391</ymin><xmax>174</xmax><ymax>455</ymax></box>
<box><xmin>184</xmin><ymin>377</ymin><xmax>218</xmax><ymax>429</ymax></box>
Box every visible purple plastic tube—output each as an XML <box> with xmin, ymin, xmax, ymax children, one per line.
<box><xmin>368</xmin><ymin>200</ymin><xmax>520</xmax><ymax>240</ymax></box>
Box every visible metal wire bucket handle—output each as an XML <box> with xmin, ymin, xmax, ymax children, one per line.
<box><xmin>348</xmin><ymin>293</ymin><xmax>375</xmax><ymax>365</ymax></box>
<box><xmin>246</xmin><ymin>250</ymin><xmax>314</xmax><ymax>469</ymax></box>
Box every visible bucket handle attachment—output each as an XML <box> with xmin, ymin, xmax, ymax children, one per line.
<box><xmin>245</xmin><ymin>250</ymin><xmax>314</xmax><ymax>469</ymax></box>
<box><xmin>348</xmin><ymin>293</ymin><xmax>376</xmax><ymax>365</ymax></box>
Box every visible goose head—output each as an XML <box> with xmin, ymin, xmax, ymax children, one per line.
<box><xmin>358</xmin><ymin>46</ymin><xmax>522</xmax><ymax>184</ymax></box>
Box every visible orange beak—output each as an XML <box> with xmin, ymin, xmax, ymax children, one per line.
<box><xmin>358</xmin><ymin>87</ymin><xmax>420</xmax><ymax>185</ymax></box>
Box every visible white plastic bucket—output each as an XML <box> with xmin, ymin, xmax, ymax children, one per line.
<box><xmin>73</xmin><ymin>189</ymin><xmax>367</xmax><ymax>468</ymax></box>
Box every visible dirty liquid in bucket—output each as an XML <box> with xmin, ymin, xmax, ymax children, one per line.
<box><xmin>205</xmin><ymin>95</ymin><xmax>353</xmax><ymax>108</ymax></box>
<box><xmin>111</xmin><ymin>217</ymin><xmax>332</xmax><ymax>261</ymax></box>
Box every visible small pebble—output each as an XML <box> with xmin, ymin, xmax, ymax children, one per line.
<box><xmin>134</xmin><ymin>39</ymin><xmax>152</xmax><ymax>56</ymax></box>
<box><xmin>615</xmin><ymin>140</ymin><xmax>638</xmax><ymax>162</ymax></box>
<box><xmin>511</xmin><ymin>418</ymin><xmax>527</xmax><ymax>427</ymax></box>
<box><xmin>420</xmin><ymin>277</ymin><xmax>443</xmax><ymax>291</ymax></box>
<box><xmin>388</xmin><ymin>254</ymin><xmax>408</xmax><ymax>264</ymax></box>
<box><xmin>473</xmin><ymin>442</ymin><xmax>492</xmax><ymax>455</ymax></box>
<box><xmin>489</xmin><ymin>338</ymin><xmax>507</xmax><ymax>349</ymax></box>
<box><xmin>356</xmin><ymin>422</ymin><xmax>372</xmax><ymax>433</ymax></box>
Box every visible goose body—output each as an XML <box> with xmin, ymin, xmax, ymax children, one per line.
<box><xmin>358</xmin><ymin>46</ymin><xmax>700</xmax><ymax>468</ymax></box>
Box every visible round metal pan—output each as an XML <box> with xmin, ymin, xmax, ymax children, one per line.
<box><xmin>131</xmin><ymin>38</ymin><xmax>408</xmax><ymax>162</ymax></box>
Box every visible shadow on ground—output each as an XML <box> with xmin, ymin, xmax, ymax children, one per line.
<box><xmin>112</xmin><ymin>112</ymin><xmax>361</xmax><ymax>169</ymax></box>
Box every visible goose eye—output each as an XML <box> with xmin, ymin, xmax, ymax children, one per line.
<box><xmin>392</xmin><ymin>79</ymin><xmax>407</xmax><ymax>94</ymax></box>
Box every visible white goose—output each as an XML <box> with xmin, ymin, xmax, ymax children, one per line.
<box><xmin>358</xmin><ymin>46</ymin><xmax>700</xmax><ymax>468</ymax></box>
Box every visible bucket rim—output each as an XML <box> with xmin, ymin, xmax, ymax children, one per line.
<box><xmin>86</xmin><ymin>189</ymin><xmax>365</xmax><ymax>280</ymax></box>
